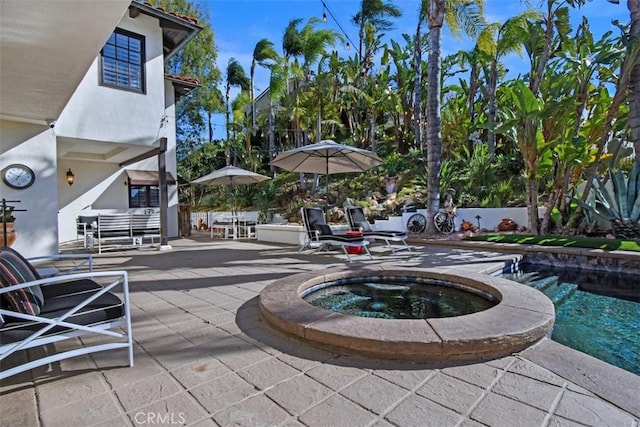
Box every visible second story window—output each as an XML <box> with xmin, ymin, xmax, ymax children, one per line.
<box><xmin>101</xmin><ymin>29</ymin><xmax>145</xmax><ymax>93</ymax></box>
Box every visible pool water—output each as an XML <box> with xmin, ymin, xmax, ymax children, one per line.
<box><xmin>302</xmin><ymin>278</ymin><xmax>497</xmax><ymax>319</ymax></box>
<box><xmin>502</xmin><ymin>264</ymin><xmax>640</xmax><ymax>375</ymax></box>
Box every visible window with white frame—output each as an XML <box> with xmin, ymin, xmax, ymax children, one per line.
<box><xmin>100</xmin><ymin>29</ymin><xmax>145</xmax><ymax>92</ymax></box>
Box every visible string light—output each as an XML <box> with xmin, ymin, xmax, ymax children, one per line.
<box><xmin>320</xmin><ymin>0</ymin><xmax>357</xmax><ymax>55</ymax></box>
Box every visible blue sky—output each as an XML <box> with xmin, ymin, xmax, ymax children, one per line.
<box><xmin>205</xmin><ymin>0</ymin><xmax>629</xmax><ymax>139</ymax></box>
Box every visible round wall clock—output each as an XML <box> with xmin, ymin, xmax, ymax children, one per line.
<box><xmin>2</xmin><ymin>164</ymin><xmax>35</xmax><ymax>189</ymax></box>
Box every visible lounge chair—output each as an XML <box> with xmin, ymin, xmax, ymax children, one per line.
<box><xmin>301</xmin><ymin>207</ymin><xmax>372</xmax><ymax>262</ymax></box>
<box><xmin>0</xmin><ymin>247</ymin><xmax>133</xmax><ymax>380</ymax></box>
<box><xmin>345</xmin><ymin>206</ymin><xmax>411</xmax><ymax>253</ymax></box>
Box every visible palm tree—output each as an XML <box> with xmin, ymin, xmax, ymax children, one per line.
<box><xmin>300</xmin><ymin>18</ymin><xmax>341</xmax><ymax>79</ymax></box>
<box><xmin>250</xmin><ymin>39</ymin><xmax>279</xmax><ymax>128</ymax></box>
<box><xmin>422</xmin><ymin>0</ymin><xmax>485</xmax><ymax>234</ymax></box>
<box><xmin>477</xmin><ymin>12</ymin><xmax>535</xmax><ymax>157</ymax></box>
<box><xmin>266</xmin><ymin>58</ymin><xmax>287</xmax><ymax>176</ymax></box>
<box><xmin>352</xmin><ymin>0</ymin><xmax>402</xmax><ymax>74</ymax></box>
<box><xmin>225</xmin><ymin>58</ymin><xmax>250</xmax><ymax>165</ymax></box>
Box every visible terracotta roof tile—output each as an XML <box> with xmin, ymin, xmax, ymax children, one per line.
<box><xmin>138</xmin><ymin>1</ymin><xmax>199</xmax><ymax>26</ymax></box>
<box><xmin>165</xmin><ymin>74</ymin><xmax>200</xmax><ymax>85</ymax></box>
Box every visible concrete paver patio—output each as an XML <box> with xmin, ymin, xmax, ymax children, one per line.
<box><xmin>1</xmin><ymin>235</ymin><xmax>638</xmax><ymax>426</ymax></box>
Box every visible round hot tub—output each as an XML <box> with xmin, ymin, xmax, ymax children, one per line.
<box><xmin>302</xmin><ymin>276</ymin><xmax>498</xmax><ymax>319</ymax></box>
<box><xmin>259</xmin><ymin>267</ymin><xmax>555</xmax><ymax>362</ymax></box>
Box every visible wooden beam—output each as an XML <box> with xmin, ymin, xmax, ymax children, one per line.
<box><xmin>119</xmin><ymin>147</ymin><xmax>160</xmax><ymax>167</ymax></box>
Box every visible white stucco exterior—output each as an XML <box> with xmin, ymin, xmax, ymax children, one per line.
<box><xmin>1</xmin><ymin>2</ymin><xmax>197</xmax><ymax>257</ymax></box>
<box><xmin>0</xmin><ymin>122</ymin><xmax>59</xmax><ymax>255</ymax></box>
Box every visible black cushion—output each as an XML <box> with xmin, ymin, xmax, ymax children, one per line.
<box><xmin>317</xmin><ymin>235</ymin><xmax>366</xmax><ymax>244</ymax></box>
<box><xmin>0</xmin><ymin>287</ymin><xmax>124</xmax><ymax>344</ymax></box>
<box><xmin>314</xmin><ymin>224</ymin><xmax>333</xmax><ymax>236</ymax></box>
<box><xmin>78</xmin><ymin>215</ymin><xmax>98</xmax><ymax>226</ymax></box>
<box><xmin>40</xmin><ymin>279</ymin><xmax>103</xmax><ymax>299</ymax></box>
<box><xmin>362</xmin><ymin>230</ymin><xmax>406</xmax><ymax>238</ymax></box>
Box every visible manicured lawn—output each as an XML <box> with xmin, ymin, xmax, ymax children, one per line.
<box><xmin>464</xmin><ymin>234</ymin><xmax>640</xmax><ymax>252</ymax></box>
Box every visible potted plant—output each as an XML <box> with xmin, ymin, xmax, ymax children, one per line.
<box><xmin>1</xmin><ymin>205</ymin><xmax>17</xmax><ymax>246</ymax></box>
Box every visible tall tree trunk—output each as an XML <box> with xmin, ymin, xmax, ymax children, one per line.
<box><xmin>317</xmin><ymin>91</ymin><xmax>322</xmax><ymax>143</ymax></box>
<box><xmin>414</xmin><ymin>20</ymin><xmax>423</xmax><ymax>151</ymax></box>
<box><xmin>268</xmin><ymin>103</ymin><xmax>275</xmax><ymax>176</ymax></box>
<box><xmin>529</xmin><ymin>2</ymin><xmax>555</xmax><ymax>95</ymax></box>
<box><xmin>225</xmin><ymin>84</ymin><xmax>231</xmax><ymax>165</ymax></box>
<box><xmin>208</xmin><ymin>111</ymin><xmax>213</xmax><ymax>143</ymax></box>
<box><xmin>487</xmin><ymin>59</ymin><xmax>498</xmax><ymax>157</ymax></box>
<box><xmin>525</xmin><ymin>177</ymin><xmax>539</xmax><ymax>233</ymax></box>
<box><xmin>426</xmin><ymin>25</ymin><xmax>443</xmax><ymax>234</ymax></box>
<box><xmin>467</xmin><ymin>62</ymin><xmax>479</xmax><ymax>125</ymax></box>
<box><xmin>250</xmin><ymin>63</ymin><xmax>256</xmax><ymax>128</ymax></box>
<box><xmin>369</xmin><ymin>112</ymin><xmax>377</xmax><ymax>151</ymax></box>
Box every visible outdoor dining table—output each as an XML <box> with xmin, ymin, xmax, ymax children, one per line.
<box><xmin>210</xmin><ymin>213</ymin><xmax>237</xmax><ymax>239</ymax></box>
<box><xmin>210</xmin><ymin>213</ymin><xmax>256</xmax><ymax>239</ymax></box>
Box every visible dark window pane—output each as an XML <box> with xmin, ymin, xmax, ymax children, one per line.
<box><xmin>150</xmin><ymin>187</ymin><xmax>159</xmax><ymax>207</ymax></box>
<box><xmin>115</xmin><ymin>33</ymin><xmax>128</xmax><ymax>47</ymax></box>
<box><xmin>100</xmin><ymin>29</ymin><xmax>144</xmax><ymax>92</ymax></box>
<box><xmin>129</xmin><ymin>38</ymin><xmax>141</xmax><ymax>52</ymax></box>
<box><xmin>103</xmin><ymin>57</ymin><xmax>116</xmax><ymax>73</ymax></box>
<box><xmin>117</xmin><ymin>74</ymin><xmax>129</xmax><ymax>86</ymax></box>
<box><xmin>103</xmin><ymin>44</ymin><xmax>116</xmax><ymax>59</ymax></box>
<box><xmin>129</xmin><ymin>185</ymin><xmax>159</xmax><ymax>208</ymax></box>
<box><xmin>130</xmin><ymin>67</ymin><xmax>141</xmax><ymax>78</ymax></box>
<box><xmin>103</xmin><ymin>72</ymin><xmax>117</xmax><ymax>85</ymax></box>
<box><xmin>117</xmin><ymin>61</ymin><xmax>128</xmax><ymax>74</ymax></box>
<box><xmin>129</xmin><ymin>50</ymin><xmax>141</xmax><ymax>64</ymax></box>
<box><xmin>130</xmin><ymin>186</ymin><xmax>146</xmax><ymax>207</ymax></box>
<box><xmin>116</xmin><ymin>47</ymin><xmax>128</xmax><ymax>61</ymax></box>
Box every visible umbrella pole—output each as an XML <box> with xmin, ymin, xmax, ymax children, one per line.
<box><xmin>325</xmin><ymin>159</ymin><xmax>330</xmax><ymax>214</ymax></box>
<box><xmin>232</xmin><ymin>184</ymin><xmax>237</xmax><ymax>239</ymax></box>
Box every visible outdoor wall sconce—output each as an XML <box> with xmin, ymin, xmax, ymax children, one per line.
<box><xmin>66</xmin><ymin>168</ymin><xmax>75</xmax><ymax>186</ymax></box>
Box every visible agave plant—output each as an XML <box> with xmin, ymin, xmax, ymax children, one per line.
<box><xmin>576</xmin><ymin>163</ymin><xmax>640</xmax><ymax>239</ymax></box>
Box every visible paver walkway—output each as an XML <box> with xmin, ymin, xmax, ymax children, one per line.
<box><xmin>1</xmin><ymin>236</ymin><xmax>638</xmax><ymax>426</ymax></box>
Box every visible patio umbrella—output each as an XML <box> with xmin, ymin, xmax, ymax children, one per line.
<box><xmin>191</xmin><ymin>165</ymin><xmax>270</xmax><ymax>186</ymax></box>
<box><xmin>192</xmin><ymin>164</ymin><xmax>270</xmax><ymax>215</ymax></box>
<box><xmin>270</xmin><ymin>140</ymin><xmax>383</xmax><ymax>192</ymax></box>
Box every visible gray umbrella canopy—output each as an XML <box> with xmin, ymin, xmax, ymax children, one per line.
<box><xmin>191</xmin><ymin>165</ymin><xmax>270</xmax><ymax>186</ymax></box>
<box><xmin>270</xmin><ymin>140</ymin><xmax>383</xmax><ymax>176</ymax></box>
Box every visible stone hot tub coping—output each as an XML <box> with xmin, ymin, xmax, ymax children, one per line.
<box><xmin>259</xmin><ymin>266</ymin><xmax>555</xmax><ymax>363</ymax></box>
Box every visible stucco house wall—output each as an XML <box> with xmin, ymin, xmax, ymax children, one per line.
<box><xmin>55</xmin><ymin>11</ymin><xmax>180</xmax><ymax>246</ymax></box>
<box><xmin>0</xmin><ymin>121</ymin><xmax>59</xmax><ymax>255</ymax></box>
<box><xmin>1</xmin><ymin>3</ymin><xmax>191</xmax><ymax>257</ymax></box>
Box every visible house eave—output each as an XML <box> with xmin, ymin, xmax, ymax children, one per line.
<box><xmin>128</xmin><ymin>1</ymin><xmax>202</xmax><ymax>62</ymax></box>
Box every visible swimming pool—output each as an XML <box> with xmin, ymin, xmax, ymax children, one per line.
<box><xmin>501</xmin><ymin>264</ymin><xmax>640</xmax><ymax>375</ymax></box>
